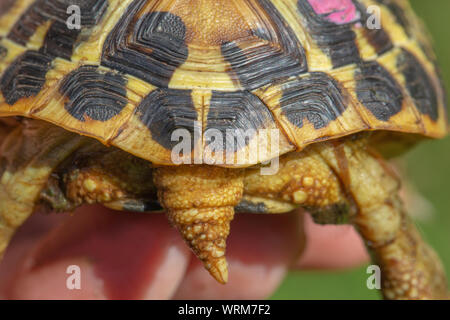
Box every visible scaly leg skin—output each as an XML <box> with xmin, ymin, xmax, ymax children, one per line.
<box><xmin>0</xmin><ymin>120</ymin><xmax>87</xmax><ymax>259</ymax></box>
<box><xmin>316</xmin><ymin>138</ymin><xmax>448</xmax><ymax>299</ymax></box>
<box><xmin>241</xmin><ymin>149</ymin><xmax>352</xmax><ymax>224</ymax></box>
<box><xmin>153</xmin><ymin>165</ymin><xmax>244</xmax><ymax>284</ymax></box>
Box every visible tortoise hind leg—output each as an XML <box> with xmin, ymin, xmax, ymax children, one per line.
<box><xmin>0</xmin><ymin>120</ymin><xmax>87</xmax><ymax>259</ymax></box>
<box><xmin>241</xmin><ymin>149</ymin><xmax>352</xmax><ymax>224</ymax></box>
<box><xmin>317</xmin><ymin>138</ymin><xmax>448</xmax><ymax>299</ymax></box>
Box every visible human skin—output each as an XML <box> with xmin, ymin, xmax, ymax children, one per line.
<box><xmin>0</xmin><ymin>206</ymin><xmax>368</xmax><ymax>300</ymax></box>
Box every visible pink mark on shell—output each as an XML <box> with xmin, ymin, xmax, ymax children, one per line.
<box><xmin>307</xmin><ymin>0</ymin><xmax>361</xmax><ymax>25</ymax></box>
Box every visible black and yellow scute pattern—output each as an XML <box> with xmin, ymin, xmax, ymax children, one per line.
<box><xmin>0</xmin><ymin>0</ymin><xmax>447</xmax><ymax>166</ymax></box>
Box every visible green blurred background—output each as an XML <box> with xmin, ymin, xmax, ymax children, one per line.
<box><xmin>272</xmin><ymin>0</ymin><xmax>450</xmax><ymax>300</ymax></box>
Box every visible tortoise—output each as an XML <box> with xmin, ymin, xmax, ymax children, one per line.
<box><xmin>0</xmin><ymin>0</ymin><xmax>448</xmax><ymax>299</ymax></box>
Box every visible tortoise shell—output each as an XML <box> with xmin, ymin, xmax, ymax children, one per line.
<box><xmin>0</xmin><ymin>0</ymin><xmax>447</xmax><ymax>166</ymax></box>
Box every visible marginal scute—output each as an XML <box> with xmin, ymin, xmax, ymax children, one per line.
<box><xmin>296</xmin><ymin>0</ymin><xmax>361</xmax><ymax>68</ymax></box>
<box><xmin>221</xmin><ymin>0</ymin><xmax>307</xmax><ymax>90</ymax></box>
<box><xmin>397</xmin><ymin>48</ymin><xmax>439</xmax><ymax>121</ymax></box>
<box><xmin>59</xmin><ymin>65</ymin><xmax>128</xmax><ymax>122</ymax></box>
<box><xmin>0</xmin><ymin>50</ymin><xmax>52</xmax><ymax>105</ymax></box>
<box><xmin>280</xmin><ymin>72</ymin><xmax>348</xmax><ymax>129</ymax></box>
<box><xmin>137</xmin><ymin>88</ymin><xmax>198</xmax><ymax>151</ymax></box>
<box><xmin>102</xmin><ymin>1</ymin><xmax>189</xmax><ymax>88</ymax></box>
<box><xmin>206</xmin><ymin>90</ymin><xmax>276</xmax><ymax>152</ymax></box>
<box><xmin>355</xmin><ymin>60</ymin><xmax>404</xmax><ymax>121</ymax></box>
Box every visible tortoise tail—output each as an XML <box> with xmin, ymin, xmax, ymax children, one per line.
<box><xmin>154</xmin><ymin>165</ymin><xmax>244</xmax><ymax>283</ymax></box>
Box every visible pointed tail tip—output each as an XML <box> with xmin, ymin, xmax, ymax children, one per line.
<box><xmin>206</xmin><ymin>257</ymin><xmax>229</xmax><ymax>284</ymax></box>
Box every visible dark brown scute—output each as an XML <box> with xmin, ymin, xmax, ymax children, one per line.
<box><xmin>59</xmin><ymin>65</ymin><xmax>128</xmax><ymax>122</ymax></box>
<box><xmin>102</xmin><ymin>0</ymin><xmax>188</xmax><ymax>88</ymax></box>
<box><xmin>0</xmin><ymin>50</ymin><xmax>52</xmax><ymax>105</ymax></box>
<box><xmin>137</xmin><ymin>88</ymin><xmax>198</xmax><ymax>150</ymax></box>
<box><xmin>221</xmin><ymin>0</ymin><xmax>308</xmax><ymax>90</ymax></box>
<box><xmin>397</xmin><ymin>48</ymin><xmax>439</xmax><ymax>121</ymax></box>
<box><xmin>280</xmin><ymin>72</ymin><xmax>348</xmax><ymax>129</ymax></box>
<box><xmin>363</xmin><ymin>27</ymin><xmax>393</xmax><ymax>55</ymax></box>
<box><xmin>7</xmin><ymin>5</ymin><xmax>41</xmax><ymax>46</ymax></box>
<box><xmin>41</xmin><ymin>21</ymin><xmax>81</xmax><ymax>60</ymax></box>
<box><xmin>205</xmin><ymin>90</ymin><xmax>275</xmax><ymax>152</ymax></box>
<box><xmin>355</xmin><ymin>60</ymin><xmax>404</xmax><ymax>121</ymax></box>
